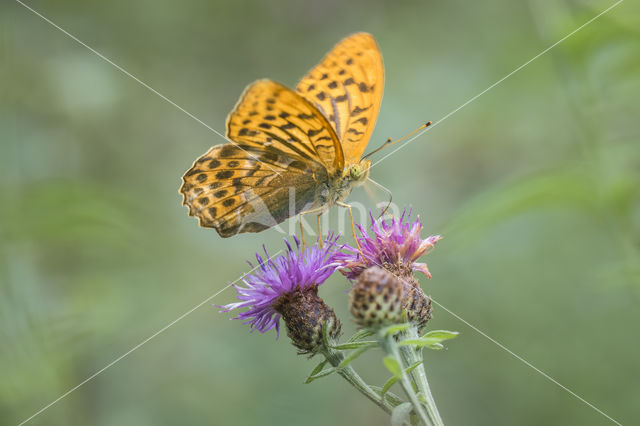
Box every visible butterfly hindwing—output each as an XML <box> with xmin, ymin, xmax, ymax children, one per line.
<box><xmin>296</xmin><ymin>32</ymin><xmax>384</xmax><ymax>163</ymax></box>
<box><xmin>180</xmin><ymin>83</ymin><xmax>336</xmax><ymax>236</ymax></box>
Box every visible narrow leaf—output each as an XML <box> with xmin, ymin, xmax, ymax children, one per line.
<box><xmin>405</xmin><ymin>360</ymin><xmax>423</xmax><ymax>374</ymax></box>
<box><xmin>383</xmin><ymin>356</ymin><xmax>403</xmax><ymax>378</ymax></box>
<box><xmin>305</xmin><ymin>366</ymin><xmax>337</xmax><ymax>383</ymax></box>
<box><xmin>304</xmin><ymin>360</ymin><xmax>327</xmax><ymax>384</ymax></box>
<box><xmin>339</xmin><ymin>346</ymin><xmax>373</xmax><ymax>368</ymax></box>
<box><xmin>347</xmin><ymin>329</ymin><xmax>376</xmax><ymax>342</ymax></box>
<box><xmin>331</xmin><ymin>341</ymin><xmax>377</xmax><ymax>350</ymax></box>
<box><xmin>381</xmin><ymin>323</ymin><xmax>412</xmax><ymax>337</ymax></box>
<box><xmin>370</xmin><ymin>386</ymin><xmax>405</xmax><ymax>407</ymax></box>
<box><xmin>399</xmin><ymin>339</ymin><xmax>447</xmax><ymax>350</ymax></box>
<box><xmin>381</xmin><ymin>375</ymin><xmax>399</xmax><ymax>396</ymax></box>
<box><xmin>398</xmin><ymin>338</ymin><xmax>437</xmax><ymax>347</ymax></box>
<box><xmin>424</xmin><ymin>330</ymin><xmax>460</xmax><ymax>340</ymax></box>
<box><xmin>321</xmin><ymin>322</ymin><xmax>330</xmax><ymax>348</ymax></box>
<box><xmin>398</xmin><ymin>330</ymin><xmax>459</xmax><ymax>349</ymax></box>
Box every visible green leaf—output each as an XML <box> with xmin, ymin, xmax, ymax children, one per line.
<box><xmin>321</xmin><ymin>322</ymin><xmax>330</xmax><ymax>349</ymax></box>
<box><xmin>304</xmin><ymin>366</ymin><xmax>337</xmax><ymax>383</ymax></box>
<box><xmin>391</xmin><ymin>402</ymin><xmax>413</xmax><ymax>426</ymax></box>
<box><xmin>383</xmin><ymin>356</ymin><xmax>403</xmax><ymax>378</ymax></box>
<box><xmin>380</xmin><ymin>322</ymin><xmax>412</xmax><ymax>337</ymax></box>
<box><xmin>399</xmin><ymin>339</ymin><xmax>445</xmax><ymax>349</ymax></box>
<box><xmin>424</xmin><ymin>330</ymin><xmax>460</xmax><ymax>340</ymax></box>
<box><xmin>398</xmin><ymin>330</ymin><xmax>459</xmax><ymax>349</ymax></box>
<box><xmin>331</xmin><ymin>341</ymin><xmax>377</xmax><ymax>350</ymax></box>
<box><xmin>304</xmin><ymin>360</ymin><xmax>327</xmax><ymax>384</ymax></box>
<box><xmin>405</xmin><ymin>360</ymin><xmax>423</xmax><ymax>374</ymax></box>
<box><xmin>338</xmin><ymin>345</ymin><xmax>374</xmax><ymax>368</ymax></box>
<box><xmin>347</xmin><ymin>329</ymin><xmax>376</xmax><ymax>342</ymax></box>
<box><xmin>370</xmin><ymin>386</ymin><xmax>405</xmax><ymax>407</ymax></box>
<box><xmin>381</xmin><ymin>375</ymin><xmax>399</xmax><ymax>397</ymax></box>
<box><xmin>382</xmin><ymin>361</ymin><xmax>424</xmax><ymax>396</ymax></box>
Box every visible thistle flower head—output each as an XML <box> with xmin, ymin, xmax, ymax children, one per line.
<box><xmin>220</xmin><ymin>235</ymin><xmax>341</xmax><ymax>350</ymax></box>
<box><xmin>336</xmin><ymin>210</ymin><xmax>441</xmax><ymax>280</ymax></box>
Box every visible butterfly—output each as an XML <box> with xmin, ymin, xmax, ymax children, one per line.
<box><xmin>180</xmin><ymin>33</ymin><xmax>395</xmax><ymax>242</ymax></box>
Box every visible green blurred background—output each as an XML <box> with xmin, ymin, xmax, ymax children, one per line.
<box><xmin>2</xmin><ymin>0</ymin><xmax>639</xmax><ymax>425</ymax></box>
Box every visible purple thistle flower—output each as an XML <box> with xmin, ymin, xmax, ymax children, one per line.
<box><xmin>336</xmin><ymin>210</ymin><xmax>442</xmax><ymax>280</ymax></box>
<box><xmin>220</xmin><ymin>235</ymin><xmax>341</xmax><ymax>337</ymax></box>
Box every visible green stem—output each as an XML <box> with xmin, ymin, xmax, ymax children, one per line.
<box><xmin>321</xmin><ymin>346</ymin><xmax>395</xmax><ymax>415</ymax></box>
<box><xmin>399</xmin><ymin>327</ymin><xmax>444</xmax><ymax>426</ymax></box>
<box><xmin>381</xmin><ymin>333</ymin><xmax>433</xmax><ymax>426</ymax></box>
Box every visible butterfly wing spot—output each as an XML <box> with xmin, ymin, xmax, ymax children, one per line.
<box><xmin>219</xmin><ymin>145</ymin><xmax>241</xmax><ymax>157</ymax></box>
<box><xmin>352</xmin><ymin>105</ymin><xmax>371</xmax><ymax>116</ymax></box>
<box><xmin>215</xmin><ymin>170</ymin><xmax>234</xmax><ymax>179</ymax></box>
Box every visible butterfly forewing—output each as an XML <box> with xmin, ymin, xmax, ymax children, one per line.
<box><xmin>296</xmin><ymin>33</ymin><xmax>384</xmax><ymax>163</ymax></box>
<box><xmin>226</xmin><ymin>79</ymin><xmax>344</xmax><ymax>175</ymax></box>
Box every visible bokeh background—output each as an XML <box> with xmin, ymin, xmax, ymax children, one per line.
<box><xmin>2</xmin><ymin>0</ymin><xmax>639</xmax><ymax>425</ymax></box>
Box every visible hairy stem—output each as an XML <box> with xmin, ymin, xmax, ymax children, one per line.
<box><xmin>380</xmin><ymin>333</ymin><xmax>433</xmax><ymax>426</ymax></box>
<box><xmin>399</xmin><ymin>327</ymin><xmax>444</xmax><ymax>426</ymax></box>
<box><xmin>321</xmin><ymin>346</ymin><xmax>395</xmax><ymax>415</ymax></box>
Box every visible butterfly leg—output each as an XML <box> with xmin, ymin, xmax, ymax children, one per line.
<box><xmin>317</xmin><ymin>213</ymin><xmax>323</xmax><ymax>248</ymax></box>
<box><xmin>298</xmin><ymin>206</ymin><xmax>326</xmax><ymax>249</ymax></box>
<box><xmin>336</xmin><ymin>201</ymin><xmax>362</xmax><ymax>253</ymax></box>
<box><xmin>366</xmin><ymin>177</ymin><xmax>393</xmax><ymax>219</ymax></box>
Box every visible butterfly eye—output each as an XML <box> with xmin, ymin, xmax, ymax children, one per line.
<box><xmin>350</xmin><ymin>166</ymin><xmax>361</xmax><ymax>179</ymax></box>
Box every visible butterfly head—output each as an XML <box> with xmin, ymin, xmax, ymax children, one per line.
<box><xmin>348</xmin><ymin>160</ymin><xmax>371</xmax><ymax>184</ymax></box>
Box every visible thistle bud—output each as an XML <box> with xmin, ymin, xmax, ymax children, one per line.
<box><xmin>350</xmin><ymin>266</ymin><xmax>432</xmax><ymax>329</ymax></box>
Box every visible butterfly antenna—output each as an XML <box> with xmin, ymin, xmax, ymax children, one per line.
<box><xmin>362</xmin><ymin>121</ymin><xmax>432</xmax><ymax>160</ymax></box>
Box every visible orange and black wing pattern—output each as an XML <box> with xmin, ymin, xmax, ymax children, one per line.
<box><xmin>180</xmin><ymin>80</ymin><xmax>338</xmax><ymax>237</ymax></box>
<box><xmin>296</xmin><ymin>33</ymin><xmax>384</xmax><ymax>163</ymax></box>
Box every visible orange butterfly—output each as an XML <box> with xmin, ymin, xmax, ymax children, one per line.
<box><xmin>180</xmin><ymin>33</ymin><xmax>424</xmax><ymax>244</ymax></box>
